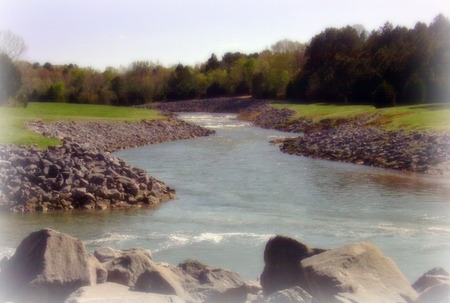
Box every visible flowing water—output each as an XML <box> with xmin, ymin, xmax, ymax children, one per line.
<box><xmin>1</xmin><ymin>113</ymin><xmax>450</xmax><ymax>281</ymax></box>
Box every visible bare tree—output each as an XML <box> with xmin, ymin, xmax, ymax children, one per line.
<box><xmin>0</xmin><ymin>29</ymin><xmax>28</xmax><ymax>60</ymax></box>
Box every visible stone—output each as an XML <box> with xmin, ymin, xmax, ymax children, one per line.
<box><xmin>413</xmin><ymin>268</ymin><xmax>450</xmax><ymax>303</ymax></box>
<box><xmin>134</xmin><ymin>267</ymin><xmax>186</xmax><ymax>296</ymax></box>
<box><xmin>301</xmin><ymin>241</ymin><xmax>418</xmax><ymax>303</ymax></box>
<box><xmin>64</xmin><ymin>282</ymin><xmax>185</xmax><ymax>303</ymax></box>
<box><xmin>260</xmin><ymin>236</ymin><xmax>326</xmax><ymax>295</ymax></box>
<box><xmin>178</xmin><ymin>259</ymin><xmax>251</xmax><ymax>302</ymax></box>
<box><xmin>412</xmin><ymin>267</ymin><xmax>450</xmax><ymax>293</ymax></box>
<box><xmin>0</xmin><ymin>229</ymin><xmax>107</xmax><ymax>303</ymax></box>
<box><xmin>262</xmin><ymin>286</ymin><xmax>313</xmax><ymax>303</ymax></box>
<box><xmin>100</xmin><ymin>248</ymin><xmax>155</xmax><ymax>287</ymax></box>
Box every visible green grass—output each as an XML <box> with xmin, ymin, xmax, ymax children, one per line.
<box><xmin>0</xmin><ymin>102</ymin><xmax>164</xmax><ymax>147</ymax></box>
<box><xmin>271</xmin><ymin>103</ymin><xmax>450</xmax><ymax>131</ymax></box>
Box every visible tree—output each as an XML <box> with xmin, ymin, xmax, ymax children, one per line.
<box><xmin>0</xmin><ymin>29</ymin><xmax>28</xmax><ymax>60</ymax></box>
<box><xmin>204</xmin><ymin>53</ymin><xmax>220</xmax><ymax>72</ymax></box>
<box><xmin>270</xmin><ymin>39</ymin><xmax>306</xmax><ymax>53</ymax></box>
<box><xmin>0</xmin><ymin>54</ymin><xmax>22</xmax><ymax>104</ymax></box>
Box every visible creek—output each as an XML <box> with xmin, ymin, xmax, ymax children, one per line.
<box><xmin>1</xmin><ymin>113</ymin><xmax>449</xmax><ymax>281</ymax></box>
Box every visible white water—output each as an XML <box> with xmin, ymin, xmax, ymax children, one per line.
<box><xmin>1</xmin><ymin>113</ymin><xmax>449</xmax><ymax>281</ymax></box>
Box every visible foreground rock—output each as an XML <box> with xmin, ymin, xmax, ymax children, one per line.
<box><xmin>3</xmin><ymin>230</ymin><xmax>448</xmax><ymax>303</ymax></box>
<box><xmin>255</xmin><ymin>236</ymin><xmax>419</xmax><ymax>303</ymax></box>
<box><xmin>260</xmin><ymin>235</ymin><xmax>326</xmax><ymax>295</ymax></box>
<box><xmin>412</xmin><ymin>267</ymin><xmax>450</xmax><ymax>303</ymax></box>
<box><xmin>0</xmin><ymin>140</ymin><xmax>176</xmax><ymax>212</ymax></box>
<box><xmin>0</xmin><ymin>229</ymin><xmax>107</xmax><ymax>303</ymax></box>
<box><xmin>97</xmin><ymin>250</ymin><xmax>258</xmax><ymax>303</ymax></box>
<box><xmin>301</xmin><ymin>241</ymin><xmax>417</xmax><ymax>303</ymax></box>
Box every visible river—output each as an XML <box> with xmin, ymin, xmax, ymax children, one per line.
<box><xmin>1</xmin><ymin>113</ymin><xmax>449</xmax><ymax>281</ymax></box>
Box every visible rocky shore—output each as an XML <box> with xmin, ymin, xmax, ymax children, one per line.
<box><xmin>1</xmin><ymin>229</ymin><xmax>448</xmax><ymax>303</ymax></box>
<box><xmin>239</xmin><ymin>105</ymin><xmax>450</xmax><ymax>176</ymax></box>
<box><xmin>26</xmin><ymin>117</ymin><xmax>215</xmax><ymax>152</ymax></box>
<box><xmin>0</xmin><ymin>117</ymin><xmax>214</xmax><ymax>212</ymax></box>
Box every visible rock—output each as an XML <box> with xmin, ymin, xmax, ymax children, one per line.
<box><xmin>0</xmin><ymin>228</ymin><xmax>107</xmax><ymax>303</ymax></box>
<box><xmin>101</xmin><ymin>248</ymin><xmax>155</xmax><ymax>287</ymax></box>
<box><xmin>178</xmin><ymin>259</ymin><xmax>255</xmax><ymax>303</ymax></box>
<box><xmin>413</xmin><ymin>268</ymin><xmax>450</xmax><ymax>303</ymax></box>
<box><xmin>134</xmin><ymin>266</ymin><xmax>190</xmax><ymax>298</ymax></box>
<box><xmin>413</xmin><ymin>267</ymin><xmax>450</xmax><ymax>293</ymax></box>
<box><xmin>133</xmin><ymin>259</ymin><xmax>256</xmax><ymax>303</ymax></box>
<box><xmin>301</xmin><ymin>241</ymin><xmax>418</xmax><ymax>303</ymax></box>
<box><xmin>64</xmin><ymin>282</ymin><xmax>185</xmax><ymax>303</ymax></box>
<box><xmin>417</xmin><ymin>283</ymin><xmax>450</xmax><ymax>303</ymax></box>
<box><xmin>260</xmin><ymin>236</ymin><xmax>326</xmax><ymax>295</ymax></box>
<box><xmin>262</xmin><ymin>286</ymin><xmax>313</xmax><ymax>303</ymax></box>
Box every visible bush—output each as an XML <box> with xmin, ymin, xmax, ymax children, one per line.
<box><xmin>373</xmin><ymin>81</ymin><xmax>396</xmax><ymax>108</ymax></box>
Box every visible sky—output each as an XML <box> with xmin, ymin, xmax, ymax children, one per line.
<box><xmin>0</xmin><ymin>0</ymin><xmax>449</xmax><ymax>70</ymax></box>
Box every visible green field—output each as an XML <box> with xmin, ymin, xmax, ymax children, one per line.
<box><xmin>271</xmin><ymin>103</ymin><xmax>450</xmax><ymax>132</ymax></box>
<box><xmin>0</xmin><ymin>103</ymin><xmax>163</xmax><ymax>147</ymax></box>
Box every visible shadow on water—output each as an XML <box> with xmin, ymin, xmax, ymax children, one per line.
<box><xmin>366</xmin><ymin>172</ymin><xmax>450</xmax><ymax>199</ymax></box>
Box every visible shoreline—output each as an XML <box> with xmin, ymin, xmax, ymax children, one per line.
<box><xmin>0</xmin><ymin>115</ymin><xmax>215</xmax><ymax>212</ymax></box>
<box><xmin>2</xmin><ymin>99</ymin><xmax>449</xmax><ymax>212</ymax></box>
<box><xmin>238</xmin><ymin>104</ymin><xmax>450</xmax><ymax>177</ymax></box>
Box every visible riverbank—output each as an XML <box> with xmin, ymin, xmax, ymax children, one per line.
<box><xmin>1</xmin><ymin>229</ymin><xmax>448</xmax><ymax>303</ymax></box>
<box><xmin>141</xmin><ymin>98</ymin><xmax>450</xmax><ymax>176</ymax></box>
<box><xmin>0</xmin><ymin>117</ymin><xmax>214</xmax><ymax>212</ymax></box>
<box><xmin>239</xmin><ymin>104</ymin><xmax>450</xmax><ymax>176</ymax></box>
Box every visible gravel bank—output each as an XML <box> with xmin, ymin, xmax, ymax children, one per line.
<box><xmin>0</xmin><ymin>116</ymin><xmax>215</xmax><ymax>212</ymax></box>
<box><xmin>240</xmin><ymin>105</ymin><xmax>450</xmax><ymax>176</ymax></box>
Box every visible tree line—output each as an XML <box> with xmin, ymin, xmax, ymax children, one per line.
<box><xmin>1</xmin><ymin>14</ymin><xmax>449</xmax><ymax>107</ymax></box>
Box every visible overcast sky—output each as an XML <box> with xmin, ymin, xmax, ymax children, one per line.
<box><xmin>0</xmin><ymin>0</ymin><xmax>449</xmax><ymax>70</ymax></box>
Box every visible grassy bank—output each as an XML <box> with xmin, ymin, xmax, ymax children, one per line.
<box><xmin>0</xmin><ymin>103</ymin><xmax>163</xmax><ymax>147</ymax></box>
<box><xmin>271</xmin><ymin>103</ymin><xmax>450</xmax><ymax>132</ymax></box>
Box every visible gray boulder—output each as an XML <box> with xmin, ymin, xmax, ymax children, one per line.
<box><xmin>413</xmin><ymin>267</ymin><xmax>450</xmax><ymax>303</ymax></box>
<box><xmin>96</xmin><ymin>247</ymin><xmax>154</xmax><ymax>286</ymax></box>
<box><xmin>260</xmin><ymin>235</ymin><xmax>326</xmax><ymax>295</ymax></box>
<box><xmin>64</xmin><ymin>282</ymin><xmax>185</xmax><ymax>303</ymax></box>
<box><xmin>178</xmin><ymin>259</ymin><xmax>257</xmax><ymax>302</ymax></box>
<box><xmin>301</xmin><ymin>241</ymin><xmax>418</xmax><ymax>303</ymax></box>
<box><xmin>134</xmin><ymin>259</ymin><xmax>258</xmax><ymax>303</ymax></box>
<box><xmin>263</xmin><ymin>286</ymin><xmax>313</xmax><ymax>303</ymax></box>
<box><xmin>0</xmin><ymin>228</ymin><xmax>107</xmax><ymax>303</ymax></box>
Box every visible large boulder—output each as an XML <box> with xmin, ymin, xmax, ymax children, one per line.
<box><xmin>133</xmin><ymin>259</ymin><xmax>259</xmax><ymax>303</ymax></box>
<box><xmin>64</xmin><ymin>282</ymin><xmax>185</xmax><ymax>303</ymax></box>
<box><xmin>96</xmin><ymin>247</ymin><xmax>154</xmax><ymax>287</ymax></box>
<box><xmin>133</xmin><ymin>264</ymin><xmax>195</xmax><ymax>302</ymax></box>
<box><xmin>260</xmin><ymin>235</ymin><xmax>326</xmax><ymax>295</ymax></box>
<box><xmin>178</xmin><ymin>259</ymin><xmax>258</xmax><ymax>303</ymax></box>
<box><xmin>0</xmin><ymin>228</ymin><xmax>107</xmax><ymax>303</ymax></box>
<box><xmin>301</xmin><ymin>241</ymin><xmax>418</xmax><ymax>303</ymax></box>
<box><xmin>413</xmin><ymin>267</ymin><xmax>450</xmax><ymax>303</ymax></box>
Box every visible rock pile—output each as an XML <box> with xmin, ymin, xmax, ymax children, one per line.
<box><xmin>0</xmin><ymin>140</ymin><xmax>175</xmax><ymax>212</ymax></box>
<box><xmin>1</xmin><ymin>115</ymin><xmax>215</xmax><ymax>212</ymax></box>
<box><xmin>280</xmin><ymin>120</ymin><xmax>450</xmax><ymax>174</ymax></box>
<box><xmin>242</xmin><ymin>105</ymin><xmax>450</xmax><ymax>175</ymax></box>
<box><xmin>26</xmin><ymin>117</ymin><xmax>215</xmax><ymax>152</ymax></box>
<box><xmin>1</xmin><ymin>230</ymin><xmax>448</xmax><ymax>303</ymax></box>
